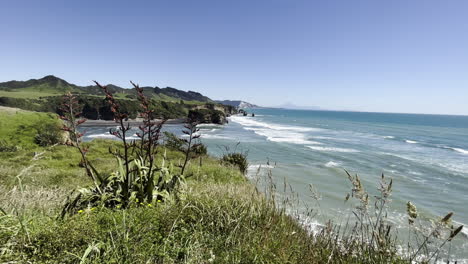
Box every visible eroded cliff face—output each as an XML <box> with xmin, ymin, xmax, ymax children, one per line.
<box><xmin>188</xmin><ymin>104</ymin><xmax>236</xmax><ymax>124</ymax></box>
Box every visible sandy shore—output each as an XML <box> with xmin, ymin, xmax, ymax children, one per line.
<box><xmin>80</xmin><ymin>118</ymin><xmax>186</xmax><ymax>127</ymax></box>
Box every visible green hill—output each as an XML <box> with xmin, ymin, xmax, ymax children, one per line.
<box><xmin>0</xmin><ymin>76</ymin><xmax>235</xmax><ymax>123</ymax></box>
<box><xmin>0</xmin><ymin>75</ymin><xmax>213</xmax><ymax>102</ymax></box>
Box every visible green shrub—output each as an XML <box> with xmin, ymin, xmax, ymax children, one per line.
<box><xmin>193</xmin><ymin>142</ymin><xmax>207</xmax><ymax>156</ymax></box>
<box><xmin>221</xmin><ymin>152</ymin><xmax>248</xmax><ymax>174</ymax></box>
<box><xmin>164</xmin><ymin>131</ymin><xmax>207</xmax><ymax>157</ymax></box>
<box><xmin>163</xmin><ymin>131</ymin><xmax>185</xmax><ymax>151</ymax></box>
<box><xmin>34</xmin><ymin>123</ymin><xmax>62</xmax><ymax>147</ymax></box>
<box><xmin>0</xmin><ymin>140</ymin><xmax>18</xmax><ymax>152</ymax></box>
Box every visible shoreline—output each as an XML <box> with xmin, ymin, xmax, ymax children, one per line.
<box><xmin>80</xmin><ymin>118</ymin><xmax>186</xmax><ymax>127</ymax></box>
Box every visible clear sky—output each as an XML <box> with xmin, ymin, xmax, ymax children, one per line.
<box><xmin>1</xmin><ymin>0</ymin><xmax>468</xmax><ymax>115</ymax></box>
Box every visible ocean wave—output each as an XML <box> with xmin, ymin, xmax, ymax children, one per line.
<box><xmin>200</xmin><ymin>134</ymin><xmax>231</xmax><ymax>140</ymax></box>
<box><xmin>308</xmin><ymin>146</ymin><xmax>359</xmax><ymax>153</ymax></box>
<box><xmin>246</xmin><ymin>164</ymin><xmax>275</xmax><ymax>179</ymax></box>
<box><xmin>229</xmin><ymin>116</ymin><xmax>324</xmax><ymax>145</ymax></box>
<box><xmin>87</xmin><ymin>133</ymin><xmax>116</xmax><ymax>139</ymax></box>
<box><xmin>296</xmin><ymin>214</ymin><xmax>325</xmax><ymax>235</ymax></box>
<box><xmin>405</xmin><ymin>140</ymin><xmax>418</xmax><ymax>144</ymax></box>
<box><xmin>248</xmin><ymin>164</ymin><xmax>275</xmax><ymax>170</ymax></box>
<box><xmin>229</xmin><ymin>116</ymin><xmax>322</xmax><ymax>132</ymax></box>
<box><xmin>86</xmin><ymin>133</ymin><xmax>139</xmax><ymax>140</ymax></box>
<box><xmin>324</xmin><ymin>161</ymin><xmax>341</xmax><ymax>168</ymax></box>
<box><xmin>446</xmin><ymin>147</ymin><xmax>468</xmax><ymax>155</ymax></box>
<box><xmin>243</xmin><ymin>127</ymin><xmax>322</xmax><ymax>145</ymax></box>
<box><xmin>380</xmin><ymin>152</ymin><xmax>468</xmax><ymax>176</ymax></box>
<box><xmin>383</xmin><ymin>136</ymin><xmax>395</xmax><ymax>139</ymax></box>
<box><xmin>198</xmin><ymin>128</ymin><xmax>219</xmax><ymax>132</ymax></box>
<box><xmin>197</xmin><ymin>123</ymin><xmax>223</xmax><ymax>128</ymax></box>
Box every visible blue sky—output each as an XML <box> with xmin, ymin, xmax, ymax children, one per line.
<box><xmin>1</xmin><ymin>0</ymin><xmax>468</xmax><ymax>115</ymax></box>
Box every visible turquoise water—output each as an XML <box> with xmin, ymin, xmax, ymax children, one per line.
<box><xmin>82</xmin><ymin>109</ymin><xmax>468</xmax><ymax>260</ymax></box>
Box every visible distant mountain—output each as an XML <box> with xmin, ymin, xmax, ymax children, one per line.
<box><xmin>0</xmin><ymin>75</ymin><xmax>213</xmax><ymax>103</ymax></box>
<box><xmin>274</xmin><ymin>103</ymin><xmax>321</xmax><ymax>110</ymax></box>
<box><xmin>215</xmin><ymin>100</ymin><xmax>260</xmax><ymax>109</ymax></box>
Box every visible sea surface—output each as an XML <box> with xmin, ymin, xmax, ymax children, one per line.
<box><xmin>82</xmin><ymin>108</ymin><xmax>468</xmax><ymax>261</ymax></box>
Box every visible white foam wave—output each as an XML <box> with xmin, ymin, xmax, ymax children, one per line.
<box><xmin>87</xmin><ymin>133</ymin><xmax>115</xmax><ymax>139</ymax></box>
<box><xmin>296</xmin><ymin>214</ymin><xmax>325</xmax><ymax>235</ymax></box>
<box><xmin>405</xmin><ymin>140</ymin><xmax>418</xmax><ymax>144</ymax></box>
<box><xmin>452</xmin><ymin>148</ymin><xmax>468</xmax><ymax>155</ymax></box>
<box><xmin>198</xmin><ymin>128</ymin><xmax>219</xmax><ymax>132</ymax></box>
<box><xmin>383</xmin><ymin>136</ymin><xmax>395</xmax><ymax>139</ymax></box>
<box><xmin>248</xmin><ymin>164</ymin><xmax>275</xmax><ymax>170</ymax></box>
<box><xmin>86</xmin><ymin>133</ymin><xmax>139</xmax><ymax>140</ymax></box>
<box><xmin>243</xmin><ymin>127</ymin><xmax>322</xmax><ymax>145</ymax></box>
<box><xmin>381</xmin><ymin>152</ymin><xmax>468</xmax><ymax>175</ymax></box>
<box><xmin>325</xmin><ymin>161</ymin><xmax>341</xmax><ymax>168</ymax></box>
<box><xmin>196</xmin><ymin>123</ymin><xmax>223</xmax><ymax>128</ymax></box>
<box><xmin>308</xmin><ymin>146</ymin><xmax>359</xmax><ymax>153</ymax></box>
<box><xmin>229</xmin><ymin>116</ymin><xmax>322</xmax><ymax>132</ymax></box>
<box><xmin>246</xmin><ymin>164</ymin><xmax>275</xmax><ymax>179</ymax></box>
<box><xmin>200</xmin><ymin>134</ymin><xmax>231</xmax><ymax>140</ymax></box>
<box><xmin>229</xmin><ymin>116</ymin><xmax>323</xmax><ymax>145</ymax></box>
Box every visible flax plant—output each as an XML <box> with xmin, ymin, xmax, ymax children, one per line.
<box><xmin>180</xmin><ymin>117</ymin><xmax>201</xmax><ymax>175</ymax></box>
<box><xmin>61</xmin><ymin>81</ymin><xmax>183</xmax><ymax>216</ymax></box>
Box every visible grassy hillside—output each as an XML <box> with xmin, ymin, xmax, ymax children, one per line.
<box><xmin>0</xmin><ymin>76</ymin><xmax>236</xmax><ymax>122</ymax></box>
<box><xmin>0</xmin><ymin>107</ymin><xmax>61</xmax><ymax>149</ymax></box>
<box><xmin>0</xmin><ymin>75</ymin><xmax>212</xmax><ymax>103</ymax></box>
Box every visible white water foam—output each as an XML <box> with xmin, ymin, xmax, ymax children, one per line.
<box><xmin>451</xmin><ymin>148</ymin><xmax>468</xmax><ymax>155</ymax></box>
<box><xmin>308</xmin><ymin>146</ymin><xmax>359</xmax><ymax>153</ymax></box>
<box><xmin>87</xmin><ymin>133</ymin><xmax>116</xmax><ymax>139</ymax></box>
<box><xmin>383</xmin><ymin>136</ymin><xmax>395</xmax><ymax>139</ymax></box>
<box><xmin>229</xmin><ymin>116</ymin><xmax>322</xmax><ymax>132</ymax></box>
<box><xmin>325</xmin><ymin>161</ymin><xmax>341</xmax><ymax>168</ymax></box>
<box><xmin>246</xmin><ymin>164</ymin><xmax>275</xmax><ymax>179</ymax></box>
<box><xmin>197</xmin><ymin>123</ymin><xmax>223</xmax><ymax>128</ymax></box>
<box><xmin>198</xmin><ymin>128</ymin><xmax>219</xmax><ymax>132</ymax></box>
<box><xmin>229</xmin><ymin>116</ymin><xmax>323</xmax><ymax>145</ymax></box>
<box><xmin>200</xmin><ymin>134</ymin><xmax>231</xmax><ymax>140</ymax></box>
<box><xmin>244</xmin><ymin>127</ymin><xmax>322</xmax><ymax>145</ymax></box>
<box><xmin>381</xmin><ymin>152</ymin><xmax>468</xmax><ymax>176</ymax></box>
<box><xmin>440</xmin><ymin>146</ymin><xmax>468</xmax><ymax>155</ymax></box>
<box><xmin>405</xmin><ymin>140</ymin><xmax>418</xmax><ymax>144</ymax></box>
<box><xmin>86</xmin><ymin>133</ymin><xmax>139</xmax><ymax>140</ymax></box>
<box><xmin>248</xmin><ymin>164</ymin><xmax>275</xmax><ymax>170</ymax></box>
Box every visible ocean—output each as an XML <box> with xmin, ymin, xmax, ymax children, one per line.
<box><xmin>82</xmin><ymin>108</ymin><xmax>468</xmax><ymax>260</ymax></box>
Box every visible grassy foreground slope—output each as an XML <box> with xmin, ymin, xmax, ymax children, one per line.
<box><xmin>0</xmin><ymin>108</ymin><xmax>409</xmax><ymax>263</ymax></box>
